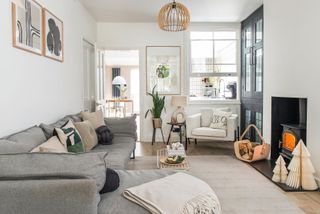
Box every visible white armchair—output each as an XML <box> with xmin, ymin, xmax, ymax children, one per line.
<box><xmin>186</xmin><ymin>109</ymin><xmax>239</xmax><ymax>143</ymax></box>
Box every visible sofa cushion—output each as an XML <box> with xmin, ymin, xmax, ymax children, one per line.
<box><xmin>98</xmin><ymin>170</ymin><xmax>175</xmax><ymax>214</ymax></box>
<box><xmin>0</xmin><ymin>152</ymin><xmax>107</xmax><ymax>192</ymax></box>
<box><xmin>0</xmin><ymin>139</ymin><xmax>32</xmax><ymax>154</ymax></box>
<box><xmin>93</xmin><ymin>136</ymin><xmax>135</xmax><ymax>169</ymax></box>
<box><xmin>81</xmin><ymin>110</ymin><xmax>105</xmax><ymax>129</ymax></box>
<box><xmin>75</xmin><ymin>120</ymin><xmax>98</xmax><ymax>151</ymax></box>
<box><xmin>104</xmin><ymin>114</ymin><xmax>137</xmax><ymax>141</ymax></box>
<box><xmin>40</xmin><ymin>116</ymin><xmax>74</xmax><ymax>139</ymax></box>
<box><xmin>1</xmin><ymin>126</ymin><xmax>47</xmax><ymax>154</ymax></box>
<box><xmin>54</xmin><ymin>120</ymin><xmax>85</xmax><ymax>153</ymax></box>
<box><xmin>30</xmin><ymin>136</ymin><xmax>68</xmax><ymax>153</ymax></box>
<box><xmin>192</xmin><ymin>127</ymin><xmax>227</xmax><ymax>138</ymax></box>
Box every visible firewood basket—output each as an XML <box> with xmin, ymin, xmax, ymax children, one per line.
<box><xmin>234</xmin><ymin>124</ymin><xmax>271</xmax><ymax>163</ymax></box>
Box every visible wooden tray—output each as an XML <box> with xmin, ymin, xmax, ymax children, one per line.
<box><xmin>159</xmin><ymin>157</ymin><xmax>186</xmax><ymax>166</ymax></box>
<box><xmin>157</xmin><ymin>149</ymin><xmax>190</xmax><ymax>170</ymax></box>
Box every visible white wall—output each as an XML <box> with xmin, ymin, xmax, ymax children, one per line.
<box><xmin>264</xmin><ymin>0</ymin><xmax>320</xmax><ymax>179</ymax></box>
<box><xmin>0</xmin><ymin>0</ymin><xmax>97</xmax><ymax>137</ymax></box>
<box><xmin>97</xmin><ymin>22</ymin><xmax>240</xmax><ymax>142</ymax></box>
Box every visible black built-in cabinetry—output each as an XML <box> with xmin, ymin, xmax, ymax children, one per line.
<box><xmin>241</xmin><ymin>6</ymin><xmax>264</xmax><ymax>141</ymax></box>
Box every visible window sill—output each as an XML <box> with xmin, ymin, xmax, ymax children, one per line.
<box><xmin>188</xmin><ymin>98</ymin><xmax>241</xmax><ymax>105</ymax></box>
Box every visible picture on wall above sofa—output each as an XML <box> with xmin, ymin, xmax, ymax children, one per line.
<box><xmin>43</xmin><ymin>8</ymin><xmax>64</xmax><ymax>62</ymax></box>
<box><xmin>12</xmin><ymin>0</ymin><xmax>43</xmax><ymax>55</ymax></box>
<box><xmin>146</xmin><ymin>46</ymin><xmax>181</xmax><ymax>95</ymax></box>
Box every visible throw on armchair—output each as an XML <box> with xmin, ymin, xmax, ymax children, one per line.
<box><xmin>186</xmin><ymin>108</ymin><xmax>239</xmax><ymax>142</ymax></box>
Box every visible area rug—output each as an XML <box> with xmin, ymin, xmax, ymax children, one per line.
<box><xmin>128</xmin><ymin>155</ymin><xmax>304</xmax><ymax>214</ymax></box>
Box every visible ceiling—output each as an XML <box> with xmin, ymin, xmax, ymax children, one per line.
<box><xmin>79</xmin><ymin>0</ymin><xmax>263</xmax><ymax>23</ymax></box>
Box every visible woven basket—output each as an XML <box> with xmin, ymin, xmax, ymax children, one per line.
<box><xmin>234</xmin><ymin>124</ymin><xmax>270</xmax><ymax>163</ymax></box>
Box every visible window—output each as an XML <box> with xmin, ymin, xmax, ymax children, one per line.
<box><xmin>189</xmin><ymin>29</ymin><xmax>239</xmax><ymax>101</ymax></box>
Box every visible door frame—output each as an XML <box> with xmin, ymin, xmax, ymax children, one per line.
<box><xmin>103</xmin><ymin>47</ymin><xmax>142</xmax><ymax>141</ymax></box>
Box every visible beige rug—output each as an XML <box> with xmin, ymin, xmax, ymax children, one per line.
<box><xmin>128</xmin><ymin>155</ymin><xmax>304</xmax><ymax>214</ymax></box>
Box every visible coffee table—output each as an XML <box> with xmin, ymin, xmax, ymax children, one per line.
<box><xmin>156</xmin><ymin>148</ymin><xmax>190</xmax><ymax>170</ymax></box>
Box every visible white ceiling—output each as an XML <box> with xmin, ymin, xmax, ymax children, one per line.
<box><xmin>79</xmin><ymin>0</ymin><xmax>263</xmax><ymax>23</ymax></box>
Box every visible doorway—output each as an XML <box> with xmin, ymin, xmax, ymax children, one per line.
<box><xmin>104</xmin><ymin>50</ymin><xmax>141</xmax><ymax>140</ymax></box>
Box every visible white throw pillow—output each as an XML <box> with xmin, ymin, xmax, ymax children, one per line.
<box><xmin>201</xmin><ymin>109</ymin><xmax>214</xmax><ymax>127</ymax></box>
<box><xmin>209</xmin><ymin>110</ymin><xmax>232</xmax><ymax>130</ymax></box>
<box><xmin>30</xmin><ymin>136</ymin><xmax>68</xmax><ymax>153</ymax></box>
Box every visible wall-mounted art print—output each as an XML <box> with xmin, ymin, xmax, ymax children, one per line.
<box><xmin>12</xmin><ymin>0</ymin><xmax>43</xmax><ymax>55</ymax></box>
<box><xmin>146</xmin><ymin>46</ymin><xmax>181</xmax><ymax>95</ymax></box>
<box><xmin>43</xmin><ymin>8</ymin><xmax>64</xmax><ymax>62</ymax></box>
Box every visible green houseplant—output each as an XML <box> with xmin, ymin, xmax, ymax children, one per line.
<box><xmin>145</xmin><ymin>85</ymin><xmax>166</xmax><ymax>128</ymax></box>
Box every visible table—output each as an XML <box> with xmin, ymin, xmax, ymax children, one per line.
<box><xmin>157</xmin><ymin>148</ymin><xmax>190</xmax><ymax>170</ymax></box>
<box><xmin>106</xmin><ymin>99</ymin><xmax>133</xmax><ymax>117</ymax></box>
<box><xmin>166</xmin><ymin>121</ymin><xmax>188</xmax><ymax>150</ymax></box>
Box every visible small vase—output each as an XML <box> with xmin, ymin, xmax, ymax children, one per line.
<box><xmin>152</xmin><ymin>118</ymin><xmax>162</xmax><ymax>128</ymax></box>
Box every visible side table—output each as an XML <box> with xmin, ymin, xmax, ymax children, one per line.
<box><xmin>166</xmin><ymin>122</ymin><xmax>188</xmax><ymax>150</ymax></box>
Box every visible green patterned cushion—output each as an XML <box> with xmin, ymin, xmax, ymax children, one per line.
<box><xmin>54</xmin><ymin>120</ymin><xmax>85</xmax><ymax>153</ymax></box>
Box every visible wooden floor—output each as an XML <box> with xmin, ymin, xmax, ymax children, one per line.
<box><xmin>135</xmin><ymin>140</ymin><xmax>320</xmax><ymax>214</ymax></box>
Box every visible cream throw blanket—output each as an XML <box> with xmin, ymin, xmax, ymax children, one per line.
<box><xmin>123</xmin><ymin>173</ymin><xmax>221</xmax><ymax>214</ymax></box>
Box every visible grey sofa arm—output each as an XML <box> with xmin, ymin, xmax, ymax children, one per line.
<box><xmin>0</xmin><ymin>179</ymin><xmax>98</xmax><ymax>214</ymax></box>
<box><xmin>104</xmin><ymin>114</ymin><xmax>138</xmax><ymax>141</ymax></box>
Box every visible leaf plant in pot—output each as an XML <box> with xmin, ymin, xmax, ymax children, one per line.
<box><xmin>145</xmin><ymin>85</ymin><xmax>166</xmax><ymax>129</ymax></box>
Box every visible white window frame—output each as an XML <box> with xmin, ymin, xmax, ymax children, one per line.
<box><xmin>184</xmin><ymin>23</ymin><xmax>241</xmax><ymax>104</ymax></box>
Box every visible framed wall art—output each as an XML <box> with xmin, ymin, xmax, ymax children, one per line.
<box><xmin>12</xmin><ymin>0</ymin><xmax>43</xmax><ymax>55</ymax></box>
<box><xmin>42</xmin><ymin>8</ymin><xmax>64</xmax><ymax>62</ymax></box>
<box><xmin>146</xmin><ymin>46</ymin><xmax>181</xmax><ymax>95</ymax></box>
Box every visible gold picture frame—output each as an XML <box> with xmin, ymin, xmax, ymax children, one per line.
<box><xmin>12</xmin><ymin>0</ymin><xmax>43</xmax><ymax>55</ymax></box>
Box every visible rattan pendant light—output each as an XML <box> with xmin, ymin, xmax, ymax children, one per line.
<box><xmin>158</xmin><ymin>0</ymin><xmax>190</xmax><ymax>32</ymax></box>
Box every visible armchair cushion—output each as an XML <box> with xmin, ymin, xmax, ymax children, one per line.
<box><xmin>200</xmin><ymin>109</ymin><xmax>213</xmax><ymax>127</ymax></box>
<box><xmin>192</xmin><ymin>127</ymin><xmax>227</xmax><ymax>138</ymax></box>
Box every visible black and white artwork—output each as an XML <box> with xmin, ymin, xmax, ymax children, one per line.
<box><xmin>43</xmin><ymin>9</ymin><xmax>64</xmax><ymax>62</ymax></box>
<box><xmin>12</xmin><ymin>0</ymin><xmax>43</xmax><ymax>54</ymax></box>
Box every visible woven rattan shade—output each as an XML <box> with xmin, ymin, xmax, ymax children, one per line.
<box><xmin>158</xmin><ymin>1</ymin><xmax>190</xmax><ymax>32</ymax></box>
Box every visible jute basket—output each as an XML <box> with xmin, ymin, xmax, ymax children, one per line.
<box><xmin>234</xmin><ymin>124</ymin><xmax>271</xmax><ymax>163</ymax></box>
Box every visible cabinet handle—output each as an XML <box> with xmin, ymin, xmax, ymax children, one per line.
<box><xmin>250</xmin><ymin>47</ymin><xmax>253</xmax><ymax>65</ymax></box>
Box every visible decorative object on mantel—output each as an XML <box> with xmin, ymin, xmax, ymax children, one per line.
<box><xmin>145</xmin><ymin>85</ymin><xmax>166</xmax><ymax>145</ymax></box>
<box><xmin>234</xmin><ymin>124</ymin><xmax>271</xmax><ymax>163</ymax></box>
<box><xmin>43</xmin><ymin>8</ymin><xmax>64</xmax><ymax>62</ymax></box>
<box><xmin>158</xmin><ymin>0</ymin><xmax>190</xmax><ymax>32</ymax></box>
<box><xmin>171</xmin><ymin>95</ymin><xmax>187</xmax><ymax>123</ymax></box>
<box><xmin>272</xmin><ymin>155</ymin><xmax>288</xmax><ymax>183</ymax></box>
<box><xmin>12</xmin><ymin>0</ymin><xmax>43</xmax><ymax>55</ymax></box>
<box><xmin>286</xmin><ymin>140</ymin><xmax>318</xmax><ymax>190</ymax></box>
<box><xmin>146</xmin><ymin>46</ymin><xmax>181</xmax><ymax>95</ymax></box>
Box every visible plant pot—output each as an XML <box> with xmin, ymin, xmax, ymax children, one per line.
<box><xmin>152</xmin><ymin>118</ymin><xmax>162</xmax><ymax>129</ymax></box>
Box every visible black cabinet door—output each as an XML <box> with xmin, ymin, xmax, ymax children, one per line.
<box><xmin>241</xmin><ymin>6</ymin><xmax>263</xmax><ymax>141</ymax></box>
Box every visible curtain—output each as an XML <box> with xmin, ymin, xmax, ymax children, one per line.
<box><xmin>112</xmin><ymin>68</ymin><xmax>121</xmax><ymax>98</ymax></box>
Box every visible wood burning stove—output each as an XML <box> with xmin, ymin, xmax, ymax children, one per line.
<box><xmin>271</xmin><ymin>97</ymin><xmax>307</xmax><ymax>162</ymax></box>
<box><xmin>280</xmin><ymin>124</ymin><xmax>306</xmax><ymax>160</ymax></box>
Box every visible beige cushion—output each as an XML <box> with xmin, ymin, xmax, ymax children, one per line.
<box><xmin>74</xmin><ymin>120</ymin><xmax>98</xmax><ymax>151</ymax></box>
<box><xmin>210</xmin><ymin>110</ymin><xmax>232</xmax><ymax>130</ymax></box>
<box><xmin>192</xmin><ymin>127</ymin><xmax>227</xmax><ymax>138</ymax></box>
<box><xmin>30</xmin><ymin>136</ymin><xmax>68</xmax><ymax>153</ymax></box>
<box><xmin>80</xmin><ymin>110</ymin><xmax>105</xmax><ymax>129</ymax></box>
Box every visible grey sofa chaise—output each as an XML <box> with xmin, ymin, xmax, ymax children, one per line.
<box><xmin>0</xmin><ymin>113</ymin><xmax>173</xmax><ymax>214</ymax></box>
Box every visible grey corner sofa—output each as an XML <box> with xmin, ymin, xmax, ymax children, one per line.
<box><xmin>0</xmin><ymin>113</ymin><xmax>173</xmax><ymax>214</ymax></box>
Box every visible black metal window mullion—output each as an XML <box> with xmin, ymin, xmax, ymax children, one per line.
<box><xmin>112</xmin><ymin>68</ymin><xmax>121</xmax><ymax>98</ymax></box>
